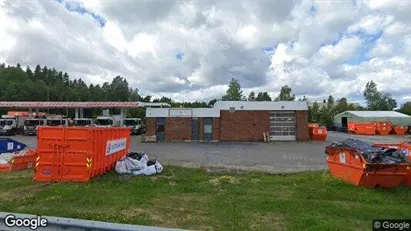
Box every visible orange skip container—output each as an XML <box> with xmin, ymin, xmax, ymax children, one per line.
<box><xmin>325</xmin><ymin>145</ymin><xmax>409</xmax><ymax>188</ymax></box>
<box><xmin>309</xmin><ymin>126</ymin><xmax>327</xmax><ymax>141</ymax></box>
<box><xmin>0</xmin><ymin>149</ymin><xmax>37</xmax><ymax>172</ymax></box>
<box><xmin>376</xmin><ymin>126</ymin><xmax>392</xmax><ymax>136</ymax></box>
<box><xmin>34</xmin><ymin>127</ymin><xmax>131</xmax><ymax>182</ymax></box>
<box><xmin>393</xmin><ymin>125</ymin><xmax>408</xmax><ymax>135</ymax></box>
<box><xmin>354</xmin><ymin>123</ymin><xmax>375</xmax><ymax>135</ymax></box>
<box><xmin>347</xmin><ymin>122</ymin><xmax>356</xmax><ymax>133</ymax></box>
<box><xmin>373</xmin><ymin>142</ymin><xmax>411</xmax><ymax>187</ymax></box>
<box><xmin>308</xmin><ymin>123</ymin><xmax>319</xmax><ymax>128</ymax></box>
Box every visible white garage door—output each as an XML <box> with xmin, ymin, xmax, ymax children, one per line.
<box><xmin>269</xmin><ymin>111</ymin><xmax>296</xmax><ymax>141</ymax></box>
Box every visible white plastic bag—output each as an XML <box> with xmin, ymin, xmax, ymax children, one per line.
<box><xmin>132</xmin><ymin>165</ymin><xmax>157</xmax><ymax>176</ymax></box>
<box><xmin>155</xmin><ymin>161</ymin><xmax>163</xmax><ymax>173</ymax></box>
<box><xmin>115</xmin><ymin>157</ymin><xmax>130</xmax><ymax>174</ymax></box>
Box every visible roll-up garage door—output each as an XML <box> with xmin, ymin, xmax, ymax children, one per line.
<box><xmin>269</xmin><ymin>111</ymin><xmax>296</xmax><ymax>141</ymax></box>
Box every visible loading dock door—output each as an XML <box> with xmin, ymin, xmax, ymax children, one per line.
<box><xmin>192</xmin><ymin>118</ymin><xmax>199</xmax><ymax>140</ymax></box>
<box><xmin>269</xmin><ymin>111</ymin><xmax>296</xmax><ymax>141</ymax></box>
<box><xmin>203</xmin><ymin>118</ymin><xmax>212</xmax><ymax>141</ymax></box>
<box><xmin>156</xmin><ymin>118</ymin><xmax>166</xmax><ymax>142</ymax></box>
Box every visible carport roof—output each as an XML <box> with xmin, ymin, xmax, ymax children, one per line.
<box><xmin>337</xmin><ymin>111</ymin><xmax>411</xmax><ymax>118</ymax></box>
<box><xmin>0</xmin><ymin>101</ymin><xmax>140</xmax><ymax>108</ymax></box>
<box><xmin>0</xmin><ymin>101</ymin><xmax>171</xmax><ymax>109</ymax></box>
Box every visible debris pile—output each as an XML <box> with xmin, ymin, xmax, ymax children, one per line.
<box><xmin>115</xmin><ymin>152</ymin><xmax>163</xmax><ymax>176</ymax></box>
<box><xmin>0</xmin><ymin>149</ymin><xmax>31</xmax><ymax>164</ymax></box>
<box><xmin>330</xmin><ymin>139</ymin><xmax>408</xmax><ymax>164</ymax></box>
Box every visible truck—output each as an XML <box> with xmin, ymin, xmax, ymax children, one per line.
<box><xmin>0</xmin><ymin>117</ymin><xmax>17</xmax><ymax>135</ymax></box>
<box><xmin>94</xmin><ymin>116</ymin><xmax>122</xmax><ymax>127</ymax></box>
<box><xmin>46</xmin><ymin>118</ymin><xmax>69</xmax><ymax>127</ymax></box>
<box><xmin>23</xmin><ymin>118</ymin><xmax>46</xmax><ymax>136</ymax></box>
<box><xmin>121</xmin><ymin>118</ymin><xmax>144</xmax><ymax>135</ymax></box>
<box><xmin>0</xmin><ymin>115</ymin><xmax>29</xmax><ymax>135</ymax></box>
<box><xmin>73</xmin><ymin>118</ymin><xmax>94</xmax><ymax>127</ymax></box>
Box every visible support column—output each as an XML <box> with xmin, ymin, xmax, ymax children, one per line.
<box><xmin>75</xmin><ymin>108</ymin><xmax>79</xmax><ymax>119</ymax></box>
<box><xmin>121</xmin><ymin>108</ymin><xmax>126</xmax><ymax>118</ymax></box>
<box><xmin>80</xmin><ymin>108</ymin><xmax>84</xmax><ymax>118</ymax></box>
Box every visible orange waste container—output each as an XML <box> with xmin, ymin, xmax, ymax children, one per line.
<box><xmin>0</xmin><ymin>149</ymin><xmax>37</xmax><ymax>172</ymax></box>
<box><xmin>34</xmin><ymin>127</ymin><xmax>131</xmax><ymax>182</ymax></box>
<box><xmin>393</xmin><ymin>125</ymin><xmax>408</xmax><ymax>135</ymax></box>
<box><xmin>354</xmin><ymin>123</ymin><xmax>375</xmax><ymax>135</ymax></box>
<box><xmin>347</xmin><ymin>122</ymin><xmax>356</xmax><ymax>133</ymax></box>
<box><xmin>308</xmin><ymin>123</ymin><xmax>319</xmax><ymax>128</ymax></box>
<box><xmin>309</xmin><ymin>127</ymin><xmax>327</xmax><ymax>141</ymax></box>
<box><xmin>372</xmin><ymin>142</ymin><xmax>411</xmax><ymax>187</ymax></box>
<box><xmin>325</xmin><ymin>145</ymin><xmax>409</xmax><ymax>188</ymax></box>
<box><xmin>376</xmin><ymin>126</ymin><xmax>392</xmax><ymax>136</ymax></box>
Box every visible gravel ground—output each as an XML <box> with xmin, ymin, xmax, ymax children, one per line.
<box><xmin>4</xmin><ymin>131</ymin><xmax>410</xmax><ymax>173</ymax></box>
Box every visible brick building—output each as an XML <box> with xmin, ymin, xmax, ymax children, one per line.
<box><xmin>146</xmin><ymin>101</ymin><xmax>309</xmax><ymax>142</ymax></box>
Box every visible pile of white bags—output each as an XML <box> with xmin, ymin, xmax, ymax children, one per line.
<box><xmin>0</xmin><ymin>149</ymin><xmax>30</xmax><ymax>165</ymax></box>
<box><xmin>115</xmin><ymin>152</ymin><xmax>163</xmax><ymax>176</ymax></box>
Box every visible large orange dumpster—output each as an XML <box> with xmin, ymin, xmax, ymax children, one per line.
<box><xmin>347</xmin><ymin>122</ymin><xmax>356</xmax><ymax>133</ymax></box>
<box><xmin>372</xmin><ymin>142</ymin><xmax>411</xmax><ymax>187</ymax></box>
<box><xmin>376</xmin><ymin>126</ymin><xmax>392</xmax><ymax>136</ymax></box>
<box><xmin>34</xmin><ymin>127</ymin><xmax>131</xmax><ymax>182</ymax></box>
<box><xmin>0</xmin><ymin>149</ymin><xmax>37</xmax><ymax>172</ymax></box>
<box><xmin>325</xmin><ymin>145</ymin><xmax>409</xmax><ymax>188</ymax></box>
<box><xmin>308</xmin><ymin>123</ymin><xmax>319</xmax><ymax>128</ymax></box>
<box><xmin>393</xmin><ymin>125</ymin><xmax>408</xmax><ymax>135</ymax></box>
<box><xmin>309</xmin><ymin>126</ymin><xmax>327</xmax><ymax>141</ymax></box>
<box><xmin>354</xmin><ymin>123</ymin><xmax>375</xmax><ymax>135</ymax></box>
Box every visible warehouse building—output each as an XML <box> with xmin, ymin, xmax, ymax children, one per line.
<box><xmin>334</xmin><ymin>111</ymin><xmax>411</xmax><ymax>128</ymax></box>
<box><xmin>145</xmin><ymin>101</ymin><xmax>309</xmax><ymax>142</ymax></box>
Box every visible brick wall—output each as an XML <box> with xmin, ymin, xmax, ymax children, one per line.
<box><xmin>220</xmin><ymin>111</ymin><xmax>269</xmax><ymax>141</ymax></box>
<box><xmin>166</xmin><ymin>118</ymin><xmax>192</xmax><ymax>141</ymax></box>
<box><xmin>296</xmin><ymin>111</ymin><xmax>309</xmax><ymax>141</ymax></box>
<box><xmin>145</xmin><ymin>118</ymin><xmax>156</xmax><ymax>136</ymax></box>
<box><xmin>212</xmin><ymin>118</ymin><xmax>220</xmax><ymax>141</ymax></box>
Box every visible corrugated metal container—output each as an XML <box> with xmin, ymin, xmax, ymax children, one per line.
<box><xmin>34</xmin><ymin>127</ymin><xmax>131</xmax><ymax>182</ymax></box>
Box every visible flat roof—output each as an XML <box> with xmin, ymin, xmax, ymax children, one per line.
<box><xmin>0</xmin><ymin>101</ymin><xmax>170</xmax><ymax>109</ymax></box>
<box><xmin>336</xmin><ymin>111</ymin><xmax>411</xmax><ymax>118</ymax></box>
<box><xmin>213</xmin><ymin>101</ymin><xmax>309</xmax><ymax>111</ymax></box>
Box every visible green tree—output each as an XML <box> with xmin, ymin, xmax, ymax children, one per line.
<box><xmin>248</xmin><ymin>91</ymin><xmax>256</xmax><ymax>101</ymax></box>
<box><xmin>142</xmin><ymin>95</ymin><xmax>152</xmax><ymax>102</ymax></box>
<box><xmin>398</xmin><ymin>102</ymin><xmax>411</xmax><ymax>115</ymax></box>
<box><xmin>222</xmin><ymin>78</ymin><xmax>244</xmax><ymax>101</ymax></box>
<box><xmin>309</xmin><ymin>102</ymin><xmax>321</xmax><ymax>123</ymax></box>
<box><xmin>256</xmin><ymin>92</ymin><xmax>272</xmax><ymax>101</ymax></box>
<box><xmin>274</xmin><ymin>85</ymin><xmax>295</xmax><ymax>101</ymax></box>
<box><xmin>208</xmin><ymin>99</ymin><xmax>217</xmax><ymax>107</ymax></box>
<box><xmin>363</xmin><ymin>80</ymin><xmax>397</xmax><ymax>110</ymax></box>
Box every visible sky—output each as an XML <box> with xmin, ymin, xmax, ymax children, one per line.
<box><xmin>0</xmin><ymin>0</ymin><xmax>410</xmax><ymax>105</ymax></box>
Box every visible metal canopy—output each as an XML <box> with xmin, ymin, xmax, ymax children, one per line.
<box><xmin>0</xmin><ymin>101</ymin><xmax>141</xmax><ymax>108</ymax></box>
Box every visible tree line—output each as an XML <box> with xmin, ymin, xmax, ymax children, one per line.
<box><xmin>0</xmin><ymin>63</ymin><xmax>409</xmax><ymax>122</ymax></box>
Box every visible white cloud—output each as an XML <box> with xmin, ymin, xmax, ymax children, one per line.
<box><xmin>0</xmin><ymin>0</ymin><xmax>410</xmax><ymax>104</ymax></box>
<box><xmin>312</xmin><ymin>36</ymin><xmax>362</xmax><ymax>66</ymax></box>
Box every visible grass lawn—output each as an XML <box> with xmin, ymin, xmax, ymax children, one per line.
<box><xmin>0</xmin><ymin>166</ymin><xmax>410</xmax><ymax>231</ymax></box>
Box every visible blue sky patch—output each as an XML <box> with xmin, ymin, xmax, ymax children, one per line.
<box><xmin>57</xmin><ymin>0</ymin><xmax>106</xmax><ymax>27</ymax></box>
<box><xmin>263</xmin><ymin>46</ymin><xmax>274</xmax><ymax>53</ymax></box>
<box><xmin>344</xmin><ymin>31</ymin><xmax>382</xmax><ymax>65</ymax></box>
<box><xmin>176</xmin><ymin>52</ymin><xmax>184</xmax><ymax>60</ymax></box>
